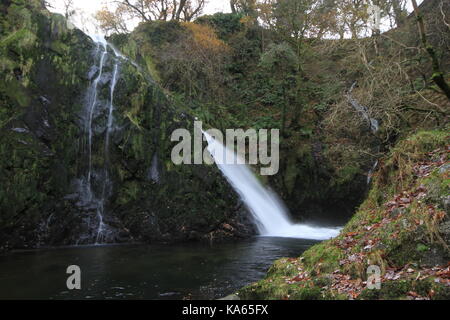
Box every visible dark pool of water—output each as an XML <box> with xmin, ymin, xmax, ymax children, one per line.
<box><xmin>0</xmin><ymin>237</ymin><xmax>318</xmax><ymax>300</ymax></box>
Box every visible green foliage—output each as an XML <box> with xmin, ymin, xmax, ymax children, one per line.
<box><xmin>133</xmin><ymin>20</ymin><xmax>185</xmax><ymax>47</ymax></box>
<box><xmin>195</xmin><ymin>13</ymin><xmax>244</xmax><ymax>40</ymax></box>
<box><xmin>259</xmin><ymin>42</ymin><xmax>298</xmax><ymax>75</ymax></box>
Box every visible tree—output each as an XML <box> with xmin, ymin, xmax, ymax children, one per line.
<box><xmin>95</xmin><ymin>5</ymin><xmax>130</xmax><ymax>34</ymax></box>
<box><xmin>341</xmin><ymin>0</ymin><xmax>368</xmax><ymax>39</ymax></box>
<box><xmin>95</xmin><ymin>0</ymin><xmax>206</xmax><ymax>34</ymax></box>
<box><xmin>159</xmin><ymin>22</ymin><xmax>231</xmax><ymax>102</ymax></box>
<box><xmin>309</xmin><ymin>0</ymin><xmax>339</xmax><ymax>39</ymax></box>
<box><xmin>230</xmin><ymin>0</ymin><xmax>257</xmax><ymax>16</ymax></box>
<box><xmin>411</xmin><ymin>0</ymin><xmax>450</xmax><ymax>101</ymax></box>
<box><xmin>389</xmin><ymin>0</ymin><xmax>407</xmax><ymax>27</ymax></box>
<box><xmin>116</xmin><ymin>0</ymin><xmax>206</xmax><ymax>22</ymax></box>
<box><xmin>272</xmin><ymin>0</ymin><xmax>314</xmax><ymax>51</ymax></box>
<box><xmin>62</xmin><ymin>0</ymin><xmax>75</xmax><ymax>20</ymax></box>
<box><xmin>179</xmin><ymin>0</ymin><xmax>206</xmax><ymax>21</ymax></box>
<box><xmin>259</xmin><ymin>43</ymin><xmax>299</xmax><ymax>137</ymax></box>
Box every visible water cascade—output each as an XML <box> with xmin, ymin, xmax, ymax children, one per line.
<box><xmin>203</xmin><ymin>132</ymin><xmax>341</xmax><ymax>240</ymax></box>
<box><xmin>367</xmin><ymin>160</ymin><xmax>379</xmax><ymax>185</ymax></box>
<box><xmin>347</xmin><ymin>81</ymin><xmax>379</xmax><ymax>134</ymax></box>
<box><xmin>347</xmin><ymin>81</ymin><xmax>380</xmax><ymax>185</ymax></box>
<box><xmin>75</xmin><ymin>35</ymin><xmax>122</xmax><ymax>244</ymax></box>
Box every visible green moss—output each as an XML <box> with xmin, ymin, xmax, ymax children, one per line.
<box><xmin>0</xmin><ymin>28</ymin><xmax>37</xmax><ymax>53</ymax></box>
<box><xmin>416</xmin><ymin>243</ymin><xmax>429</xmax><ymax>252</ymax></box>
<box><xmin>433</xmin><ymin>283</ymin><xmax>450</xmax><ymax>300</ymax></box>
<box><xmin>424</xmin><ymin>169</ymin><xmax>450</xmax><ymax>206</ymax></box>
<box><xmin>302</xmin><ymin>242</ymin><xmax>343</xmax><ymax>273</ymax></box>
<box><xmin>50</xmin><ymin>41</ymin><xmax>69</xmax><ymax>55</ymax></box>
<box><xmin>266</xmin><ymin>258</ymin><xmax>300</xmax><ymax>278</ymax></box>
<box><xmin>239</xmin><ymin>129</ymin><xmax>449</xmax><ymax>300</ymax></box>
<box><xmin>359</xmin><ymin>280</ymin><xmax>412</xmax><ymax>300</ymax></box>
<box><xmin>143</xmin><ymin>54</ymin><xmax>161</xmax><ymax>83</ymax></box>
<box><xmin>381</xmin><ymin>130</ymin><xmax>449</xmax><ymax>194</ymax></box>
<box><xmin>289</xmin><ymin>286</ymin><xmax>323</xmax><ymax>300</ymax></box>
<box><xmin>336</xmin><ymin>165</ymin><xmax>361</xmax><ymax>185</ymax></box>
<box><xmin>387</xmin><ymin>236</ymin><xmax>422</xmax><ymax>266</ymax></box>
<box><xmin>0</xmin><ymin>78</ymin><xmax>30</xmax><ymax>107</ymax></box>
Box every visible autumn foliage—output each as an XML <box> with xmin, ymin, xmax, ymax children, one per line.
<box><xmin>181</xmin><ymin>22</ymin><xmax>231</xmax><ymax>54</ymax></box>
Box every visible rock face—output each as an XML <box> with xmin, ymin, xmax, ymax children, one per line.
<box><xmin>0</xmin><ymin>0</ymin><xmax>255</xmax><ymax>250</ymax></box>
<box><xmin>108</xmin><ymin>19</ymin><xmax>375</xmax><ymax>226</ymax></box>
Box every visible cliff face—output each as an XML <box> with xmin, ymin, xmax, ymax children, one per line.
<box><xmin>109</xmin><ymin>19</ymin><xmax>374</xmax><ymax>226</ymax></box>
<box><xmin>0</xmin><ymin>0</ymin><xmax>255</xmax><ymax>251</ymax></box>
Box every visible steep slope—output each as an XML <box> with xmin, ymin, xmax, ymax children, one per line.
<box><xmin>0</xmin><ymin>0</ymin><xmax>255</xmax><ymax>251</ymax></box>
<box><xmin>239</xmin><ymin>130</ymin><xmax>450</xmax><ymax>300</ymax></box>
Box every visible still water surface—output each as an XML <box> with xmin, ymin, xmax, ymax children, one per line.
<box><xmin>0</xmin><ymin>237</ymin><xmax>319</xmax><ymax>299</ymax></box>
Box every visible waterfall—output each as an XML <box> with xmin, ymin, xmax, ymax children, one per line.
<box><xmin>96</xmin><ymin>52</ymin><xmax>120</xmax><ymax>244</ymax></box>
<box><xmin>347</xmin><ymin>81</ymin><xmax>380</xmax><ymax>185</ymax></box>
<box><xmin>367</xmin><ymin>160</ymin><xmax>379</xmax><ymax>185</ymax></box>
<box><xmin>75</xmin><ymin>35</ymin><xmax>122</xmax><ymax>244</ymax></box>
<box><xmin>347</xmin><ymin>82</ymin><xmax>379</xmax><ymax>134</ymax></box>
<box><xmin>203</xmin><ymin>131</ymin><xmax>341</xmax><ymax>240</ymax></box>
<box><xmin>87</xmin><ymin>42</ymin><xmax>107</xmax><ymax>186</ymax></box>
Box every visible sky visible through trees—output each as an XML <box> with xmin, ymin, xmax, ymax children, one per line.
<box><xmin>47</xmin><ymin>0</ymin><xmax>424</xmax><ymax>36</ymax></box>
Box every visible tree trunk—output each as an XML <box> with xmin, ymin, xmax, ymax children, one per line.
<box><xmin>230</xmin><ymin>0</ymin><xmax>237</xmax><ymax>14</ymax></box>
<box><xmin>411</xmin><ymin>0</ymin><xmax>450</xmax><ymax>101</ymax></box>
<box><xmin>392</xmin><ymin>0</ymin><xmax>406</xmax><ymax>27</ymax></box>
<box><xmin>175</xmin><ymin>0</ymin><xmax>186</xmax><ymax>20</ymax></box>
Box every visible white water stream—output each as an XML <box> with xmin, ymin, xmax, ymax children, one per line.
<box><xmin>203</xmin><ymin>131</ymin><xmax>341</xmax><ymax>240</ymax></box>
<box><xmin>77</xmin><ymin>34</ymin><xmax>122</xmax><ymax>243</ymax></box>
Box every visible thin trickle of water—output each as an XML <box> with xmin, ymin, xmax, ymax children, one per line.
<box><xmin>105</xmin><ymin>63</ymin><xmax>119</xmax><ymax>154</ymax></box>
<box><xmin>76</xmin><ymin>34</ymin><xmax>123</xmax><ymax>244</ymax></box>
<box><xmin>367</xmin><ymin>160</ymin><xmax>379</xmax><ymax>185</ymax></box>
<box><xmin>87</xmin><ymin>44</ymin><xmax>107</xmax><ymax>186</ymax></box>
<box><xmin>96</xmin><ymin>58</ymin><xmax>120</xmax><ymax>244</ymax></box>
<box><xmin>203</xmin><ymin>131</ymin><xmax>341</xmax><ymax>240</ymax></box>
<box><xmin>347</xmin><ymin>81</ymin><xmax>379</xmax><ymax>134</ymax></box>
<box><xmin>347</xmin><ymin>82</ymin><xmax>380</xmax><ymax>185</ymax></box>
<box><xmin>149</xmin><ymin>153</ymin><xmax>160</xmax><ymax>183</ymax></box>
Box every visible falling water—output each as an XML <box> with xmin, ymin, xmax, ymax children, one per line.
<box><xmin>87</xmin><ymin>42</ymin><xmax>107</xmax><ymax>185</ymax></box>
<box><xmin>347</xmin><ymin>81</ymin><xmax>379</xmax><ymax>134</ymax></box>
<box><xmin>203</xmin><ymin>131</ymin><xmax>341</xmax><ymax>240</ymax></box>
<box><xmin>347</xmin><ymin>82</ymin><xmax>380</xmax><ymax>185</ymax></box>
<box><xmin>96</xmin><ymin>55</ymin><xmax>120</xmax><ymax>244</ymax></box>
<box><xmin>367</xmin><ymin>160</ymin><xmax>379</xmax><ymax>185</ymax></box>
<box><xmin>149</xmin><ymin>153</ymin><xmax>160</xmax><ymax>183</ymax></box>
<box><xmin>105</xmin><ymin>63</ymin><xmax>119</xmax><ymax>154</ymax></box>
<box><xmin>76</xmin><ymin>35</ymin><xmax>122</xmax><ymax>244</ymax></box>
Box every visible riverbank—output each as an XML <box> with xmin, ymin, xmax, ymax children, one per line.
<box><xmin>238</xmin><ymin>130</ymin><xmax>450</xmax><ymax>300</ymax></box>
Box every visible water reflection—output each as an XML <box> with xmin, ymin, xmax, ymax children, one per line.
<box><xmin>0</xmin><ymin>237</ymin><xmax>318</xmax><ymax>300</ymax></box>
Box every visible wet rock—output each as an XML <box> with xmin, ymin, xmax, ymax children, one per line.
<box><xmin>389</xmin><ymin>207</ymin><xmax>406</xmax><ymax>218</ymax></box>
<box><xmin>219</xmin><ymin>294</ymin><xmax>240</xmax><ymax>300</ymax></box>
<box><xmin>439</xmin><ymin>164</ymin><xmax>450</xmax><ymax>174</ymax></box>
<box><xmin>159</xmin><ymin>292</ymin><xmax>181</xmax><ymax>298</ymax></box>
<box><xmin>421</xmin><ymin>246</ymin><xmax>449</xmax><ymax>267</ymax></box>
<box><xmin>0</xmin><ymin>0</ymin><xmax>251</xmax><ymax>250</ymax></box>
<box><xmin>438</xmin><ymin>221</ymin><xmax>450</xmax><ymax>244</ymax></box>
<box><xmin>441</xmin><ymin>196</ymin><xmax>450</xmax><ymax>215</ymax></box>
<box><xmin>11</xmin><ymin>127</ymin><xmax>29</xmax><ymax>133</ymax></box>
<box><xmin>88</xmin><ymin>65</ymin><xmax>99</xmax><ymax>80</ymax></box>
<box><xmin>39</xmin><ymin>96</ymin><xmax>50</xmax><ymax>105</ymax></box>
